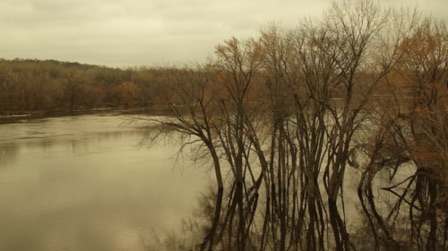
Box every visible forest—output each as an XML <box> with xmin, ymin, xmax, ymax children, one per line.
<box><xmin>2</xmin><ymin>0</ymin><xmax>448</xmax><ymax>250</ymax></box>
<box><xmin>0</xmin><ymin>58</ymin><xmax>167</xmax><ymax>116</ymax></box>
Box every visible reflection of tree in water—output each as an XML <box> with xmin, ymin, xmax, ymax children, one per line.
<box><xmin>144</xmin><ymin>1</ymin><xmax>448</xmax><ymax>250</ymax></box>
<box><xmin>0</xmin><ymin>143</ymin><xmax>19</xmax><ymax>168</ymax></box>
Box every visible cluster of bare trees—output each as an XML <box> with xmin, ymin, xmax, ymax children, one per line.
<box><xmin>0</xmin><ymin>60</ymin><xmax>169</xmax><ymax>115</ymax></box>
<box><xmin>146</xmin><ymin>1</ymin><xmax>448</xmax><ymax>250</ymax></box>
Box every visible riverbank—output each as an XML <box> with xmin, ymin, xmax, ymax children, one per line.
<box><xmin>0</xmin><ymin>106</ymin><xmax>172</xmax><ymax>124</ymax></box>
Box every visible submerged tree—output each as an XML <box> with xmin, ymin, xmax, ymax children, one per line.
<box><xmin>144</xmin><ymin>1</ymin><xmax>448</xmax><ymax>250</ymax></box>
<box><xmin>361</xmin><ymin>17</ymin><xmax>448</xmax><ymax>250</ymax></box>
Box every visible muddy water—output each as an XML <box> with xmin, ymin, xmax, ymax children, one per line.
<box><xmin>0</xmin><ymin>114</ymin><xmax>208</xmax><ymax>251</ymax></box>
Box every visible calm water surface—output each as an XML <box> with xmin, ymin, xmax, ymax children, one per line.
<box><xmin>0</xmin><ymin>114</ymin><xmax>208</xmax><ymax>251</ymax></box>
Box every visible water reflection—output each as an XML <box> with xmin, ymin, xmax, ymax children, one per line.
<box><xmin>0</xmin><ymin>142</ymin><xmax>19</xmax><ymax>168</ymax></box>
<box><xmin>0</xmin><ymin>114</ymin><xmax>208</xmax><ymax>251</ymax></box>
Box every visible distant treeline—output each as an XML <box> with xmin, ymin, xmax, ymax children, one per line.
<box><xmin>0</xmin><ymin>58</ymin><xmax>167</xmax><ymax>114</ymax></box>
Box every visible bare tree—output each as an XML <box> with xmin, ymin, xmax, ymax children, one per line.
<box><xmin>141</xmin><ymin>2</ymin><xmax>448</xmax><ymax>251</ymax></box>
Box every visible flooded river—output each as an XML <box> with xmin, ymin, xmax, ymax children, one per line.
<box><xmin>0</xmin><ymin>114</ymin><xmax>208</xmax><ymax>251</ymax></box>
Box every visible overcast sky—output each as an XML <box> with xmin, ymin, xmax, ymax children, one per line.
<box><xmin>0</xmin><ymin>0</ymin><xmax>446</xmax><ymax>67</ymax></box>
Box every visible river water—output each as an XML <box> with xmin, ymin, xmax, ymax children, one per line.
<box><xmin>0</xmin><ymin>114</ymin><xmax>208</xmax><ymax>251</ymax></box>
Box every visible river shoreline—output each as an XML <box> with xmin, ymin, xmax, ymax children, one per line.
<box><xmin>0</xmin><ymin>106</ymin><xmax>171</xmax><ymax>124</ymax></box>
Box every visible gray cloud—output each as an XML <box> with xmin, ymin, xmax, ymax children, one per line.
<box><xmin>0</xmin><ymin>0</ymin><xmax>446</xmax><ymax>67</ymax></box>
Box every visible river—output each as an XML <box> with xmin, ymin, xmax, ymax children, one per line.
<box><xmin>0</xmin><ymin>113</ymin><xmax>208</xmax><ymax>251</ymax></box>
